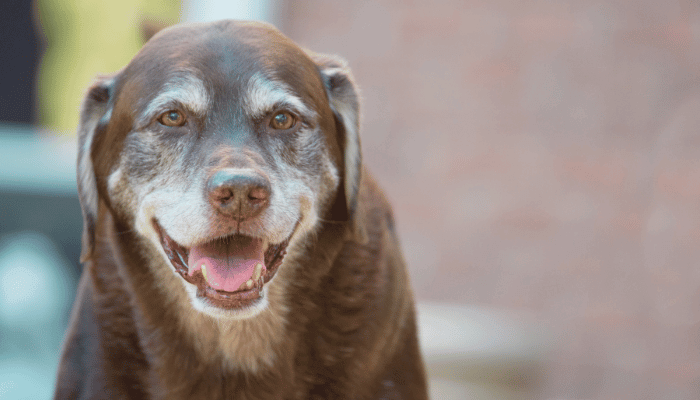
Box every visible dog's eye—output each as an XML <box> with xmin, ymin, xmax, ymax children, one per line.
<box><xmin>269</xmin><ymin>111</ymin><xmax>296</xmax><ymax>130</ymax></box>
<box><xmin>158</xmin><ymin>110</ymin><xmax>186</xmax><ymax>127</ymax></box>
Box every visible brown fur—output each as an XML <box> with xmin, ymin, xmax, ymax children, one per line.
<box><xmin>55</xmin><ymin>20</ymin><xmax>427</xmax><ymax>400</ymax></box>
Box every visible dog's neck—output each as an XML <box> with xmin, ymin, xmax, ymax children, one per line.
<box><xmin>175</xmin><ymin>250</ymin><xmax>296</xmax><ymax>373</ymax></box>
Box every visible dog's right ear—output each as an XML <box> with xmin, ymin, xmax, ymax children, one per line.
<box><xmin>76</xmin><ymin>76</ymin><xmax>116</xmax><ymax>263</ymax></box>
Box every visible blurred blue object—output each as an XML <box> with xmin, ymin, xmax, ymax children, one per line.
<box><xmin>0</xmin><ymin>123</ymin><xmax>82</xmax><ymax>273</ymax></box>
<box><xmin>0</xmin><ymin>124</ymin><xmax>76</xmax><ymax>197</ymax></box>
<box><xmin>0</xmin><ymin>231</ymin><xmax>75</xmax><ymax>333</ymax></box>
<box><xmin>0</xmin><ymin>123</ymin><xmax>81</xmax><ymax>398</ymax></box>
<box><xmin>0</xmin><ymin>231</ymin><xmax>77</xmax><ymax>400</ymax></box>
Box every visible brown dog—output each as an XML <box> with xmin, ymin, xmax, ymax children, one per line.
<box><xmin>55</xmin><ymin>20</ymin><xmax>427</xmax><ymax>399</ymax></box>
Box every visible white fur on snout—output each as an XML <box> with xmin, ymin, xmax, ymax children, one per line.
<box><xmin>139</xmin><ymin>74</ymin><xmax>210</xmax><ymax>126</ymax></box>
<box><xmin>133</xmin><ymin>170</ymin><xmax>305</xmax><ymax>250</ymax></box>
<box><xmin>245</xmin><ymin>72</ymin><xmax>315</xmax><ymax>119</ymax></box>
<box><xmin>135</xmin><ymin>185</ymin><xmax>212</xmax><ymax>246</ymax></box>
<box><xmin>134</xmin><ymin>173</ymin><xmax>309</xmax><ymax>328</ymax></box>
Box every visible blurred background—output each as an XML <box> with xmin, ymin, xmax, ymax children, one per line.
<box><xmin>2</xmin><ymin>0</ymin><xmax>699</xmax><ymax>399</ymax></box>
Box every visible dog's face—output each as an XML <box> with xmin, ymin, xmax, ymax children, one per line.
<box><xmin>77</xmin><ymin>21</ymin><xmax>361</xmax><ymax>319</ymax></box>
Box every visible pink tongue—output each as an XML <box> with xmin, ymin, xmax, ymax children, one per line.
<box><xmin>187</xmin><ymin>236</ymin><xmax>266</xmax><ymax>292</ymax></box>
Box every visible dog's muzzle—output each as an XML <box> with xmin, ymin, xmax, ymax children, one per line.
<box><xmin>153</xmin><ymin>169</ymin><xmax>295</xmax><ymax>309</ymax></box>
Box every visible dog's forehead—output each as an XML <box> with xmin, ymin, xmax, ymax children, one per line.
<box><xmin>120</xmin><ymin>20</ymin><xmax>325</xmax><ymax>111</ymax></box>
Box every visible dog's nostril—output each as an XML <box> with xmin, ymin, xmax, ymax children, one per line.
<box><xmin>248</xmin><ymin>187</ymin><xmax>268</xmax><ymax>201</ymax></box>
<box><xmin>214</xmin><ymin>188</ymin><xmax>234</xmax><ymax>202</ymax></box>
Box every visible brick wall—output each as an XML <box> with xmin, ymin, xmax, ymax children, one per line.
<box><xmin>279</xmin><ymin>1</ymin><xmax>700</xmax><ymax>398</ymax></box>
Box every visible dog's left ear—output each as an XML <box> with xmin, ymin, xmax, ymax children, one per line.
<box><xmin>76</xmin><ymin>75</ymin><xmax>117</xmax><ymax>262</ymax></box>
<box><xmin>312</xmin><ymin>53</ymin><xmax>366</xmax><ymax>240</ymax></box>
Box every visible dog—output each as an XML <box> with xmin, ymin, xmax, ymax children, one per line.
<box><xmin>55</xmin><ymin>20</ymin><xmax>427</xmax><ymax>399</ymax></box>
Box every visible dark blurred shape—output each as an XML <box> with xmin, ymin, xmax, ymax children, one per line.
<box><xmin>0</xmin><ymin>0</ymin><xmax>40</xmax><ymax>124</ymax></box>
<box><xmin>1</xmin><ymin>191</ymin><xmax>82</xmax><ymax>276</ymax></box>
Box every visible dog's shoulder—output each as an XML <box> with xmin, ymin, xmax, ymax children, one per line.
<box><xmin>296</xmin><ymin>169</ymin><xmax>426</xmax><ymax>399</ymax></box>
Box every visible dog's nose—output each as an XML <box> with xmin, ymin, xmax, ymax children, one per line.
<box><xmin>206</xmin><ymin>169</ymin><xmax>271</xmax><ymax>220</ymax></box>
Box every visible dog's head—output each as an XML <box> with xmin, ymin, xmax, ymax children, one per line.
<box><xmin>76</xmin><ymin>20</ymin><xmax>362</xmax><ymax>319</ymax></box>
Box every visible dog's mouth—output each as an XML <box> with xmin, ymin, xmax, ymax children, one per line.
<box><xmin>153</xmin><ymin>221</ymin><xmax>290</xmax><ymax>309</ymax></box>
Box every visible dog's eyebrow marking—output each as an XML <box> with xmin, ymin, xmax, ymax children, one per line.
<box><xmin>245</xmin><ymin>72</ymin><xmax>315</xmax><ymax>119</ymax></box>
<box><xmin>138</xmin><ymin>74</ymin><xmax>210</xmax><ymax>125</ymax></box>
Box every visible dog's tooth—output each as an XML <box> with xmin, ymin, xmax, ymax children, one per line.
<box><xmin>253</xmin><ymin>263</ymin><xmax>263</xmax><ymax>280</ymax></box>
<box><xmin>201</xmin><ymin>264</ymin><xmax>208</xmax><ymax>282</ymax></box>
<box><xmin>238</xmin><ymin>279</ymin><xmax>254</xmax><ymax>291</ymax></box>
